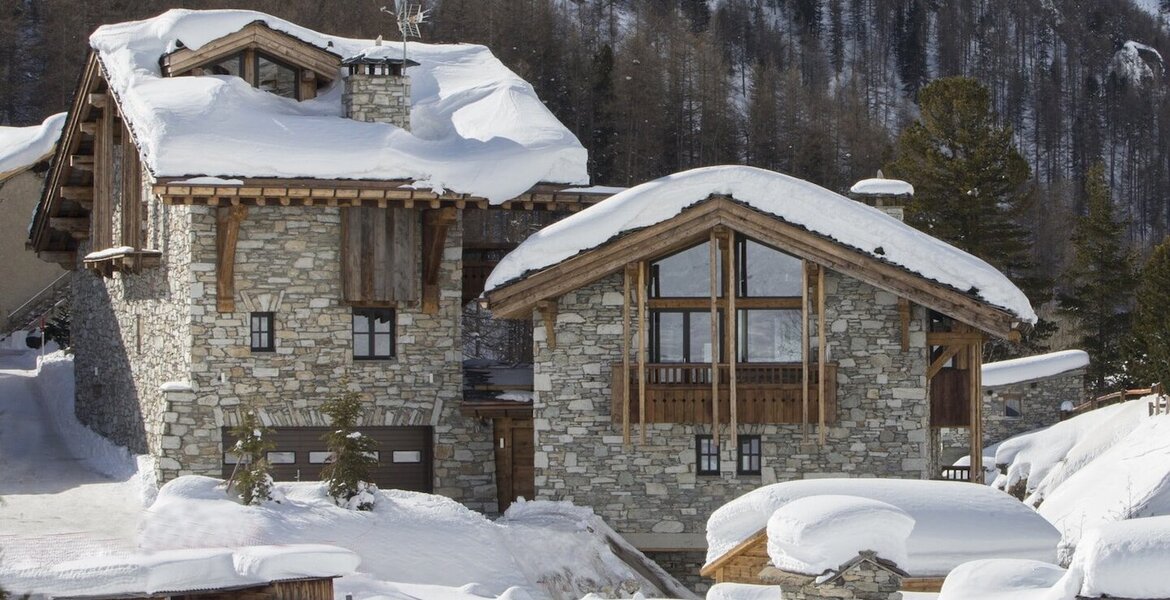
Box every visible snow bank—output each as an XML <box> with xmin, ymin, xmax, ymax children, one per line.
<box><xmin>765</xmin><ymin>495</ymin><xmax>914</xmax><ymax>575</ymax></box>
<box><xmin>38</xmin><ymin>544</ymin><xmax>358</xmax><ymax>597</ymax></box>
<box><xmin>849</xmin><ymin>178</ymin><xmax>913</xmax><ymax>196</ymax></box>
<box><xmin>937</xmin><ymin>559</ymin><xmax>1068</xmax><ymax>600</ymax></box>
<box><xmin>1069</xmin><ymin>515</ymin><xmax>1170</xmax><ymax>599</ymax></box>
<box><xmin>140</xmin><ymin>476</ymin><xmax>686</xmax><ymax>599</ymax></box>
<box><xmin>0</xmin><ymin>112</ymin><xmax>65</xmax><ymax>179</ymax></box>
<box><xmin>89</xmin><ymin>9</ymin><xmax>588</xmax><ymax>202</ymax></box>
<box><xmin>706</xmin><ymin>478</ymin><xmax>1059</xmax><ymax>577</ymax></box>
<box><xmin>486</xmin><ymin>166</ymin><xmax>1035</xmax><ymax>324</ymax></box>
<box><xmin>981</xmin><ymin>350</ymin><xmax>1089</xmax><ymax>387</ymax></box>
<box><xmin>705</xmin><ymin>582</ymin><xmax>780</xmax><ymax>600</ymax></box>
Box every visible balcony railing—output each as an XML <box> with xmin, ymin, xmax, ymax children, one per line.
<box><xmin>611</xmin><ymin>362</ymin><xmax>837</xmax><ymax>424</ymax></box>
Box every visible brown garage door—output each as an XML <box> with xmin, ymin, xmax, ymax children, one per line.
<box><xmin>222</xmin><ymin>426</ymin><xmax>433</xmax><ymax>493</ymax></box>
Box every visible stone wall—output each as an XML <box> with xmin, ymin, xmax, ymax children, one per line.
<box><xmin>343</xmin><ymin>73</ymin><xmax>411</xmax><ymax>130</ymax></box>
<box><xmin>73</xmin><ymin>169</ymin><xmax>194</xmax><ymax>473</ymax></box>
<box><xmin>152</xmin><ymin>206</ymin><xmax>496</xmax><ymax>512</ymax></box>
<box><xmin>532</xmin><ymin>269</ymin><xmax>931</xmax><ymax>545</ymax></box>
<box><xmin>941</xmin><ymin>368</ymin><xmax>1085</xmax><ymax>462</ymax></box>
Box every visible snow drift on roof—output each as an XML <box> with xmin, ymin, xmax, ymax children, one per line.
<box><xmin>849</xmin><ymin>177</ymin><xmax>914</xmax><ymax>196</ymax></box>
<box><xmin>486</xmin><ymin>166</ymin><xmax>1036</xmax><ymax>323</ymax></box>
<box><xmin>88</xmin><ymin>9</ymin><xmax>588</xmax><ymax>202</ymax></box>
<box><xmin>0</xmin><ymin>113</ymin><xmax>65</xmax><ymax>180</ymax></box>
<box><xmin>981</xmin><ymin>349</ymin><xmax>1089</xmax><ymax>387</ymax></box>
<box><xmin>765</xmin><ymin>495</ymin><xmax>914</xmax><ymax>576</ymax></box>
<box><xmin>706</xmin><ymin>478</ymin><xmax>1059</xmax><ymax>577</ymax></box>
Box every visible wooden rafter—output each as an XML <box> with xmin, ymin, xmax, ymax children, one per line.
<box><xmin>538</xmin><ymin>300</ymin><xmax>558</xmax><ymax>351</ymax></box>
<box><xmin>486</xmin><ymin>196</ymin><xmax>1020</xmax><ymax>339</ymax></box>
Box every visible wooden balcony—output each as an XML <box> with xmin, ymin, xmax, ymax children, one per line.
<box><xmin>611</xmin><ymin>362</ymin><xmax>837</xmax><ymax>424</ymax></box>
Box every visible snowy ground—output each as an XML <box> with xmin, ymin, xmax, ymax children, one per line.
<box><xmin>0</xmin><ymin>349</ymin><xmax>688</xmax><ymax>599</ymax></box>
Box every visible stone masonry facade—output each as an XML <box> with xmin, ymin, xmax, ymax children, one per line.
<box><xmin>532</xmin><ymin>269</ymin><xmax>931</xmax><ymax>587</ymax></box>
<box><xmin>941</xmin><ymin>368</ymin><xmax>1085</xmax><ymax>463</ymax></box>
<box><xmin>72</xmin><ymin>164</ymin><xmax>496</xmax><ymax>511</ymax></box>
<box><xmin>344</xmin><ymin>73</ymin><xmax>411</xmax><ymax>130</ymax></box>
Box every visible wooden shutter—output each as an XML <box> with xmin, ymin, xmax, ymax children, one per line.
<box><xmin>341</xmin><ymin>206</ymin><xmax>418</xmax><ymax>304</ymax></box>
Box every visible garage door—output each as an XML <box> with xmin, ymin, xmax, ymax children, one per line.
<box><xmin>221</xmin><ymin>426</ymin><xmax>432</xmax><ymax>493</ymax></box>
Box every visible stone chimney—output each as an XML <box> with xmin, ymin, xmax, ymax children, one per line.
<box><xmin>848</xmin><ymin>170</ymin><xmax>913</xmax><ymax>222</ymax></box>
<box><xmin>342</xmin><ymin>44</ymin><xmax>418</xmax><ymax>131</ymax></box>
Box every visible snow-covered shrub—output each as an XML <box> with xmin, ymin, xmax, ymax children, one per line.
<box><xmin>320</xmin><ymin>380</ymin><xmax>378</xmax><ymax>510</ymax></box>
<box><xmin>230</xmin><ymin>411</ymin><xmax>277</xmax><ymax>505</ymax></box>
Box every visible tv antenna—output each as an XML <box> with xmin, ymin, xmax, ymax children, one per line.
<box><xmin>381</xmin><ymin>2</ymin><xmax>429</xmax><ymax>63</ymax></box>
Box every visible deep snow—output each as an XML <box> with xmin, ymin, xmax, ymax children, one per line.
<box><xmin>0</xmin><ymin>113</ymin><xmax>65</xmax><ymax>178</ymax></box>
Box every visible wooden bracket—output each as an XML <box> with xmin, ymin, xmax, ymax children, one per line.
<box><xmin>927</xmin><ymin>344</ymin><xmax>963</xmax><ymax>379</ymax></box>
<box><xmin>538</xmin><ymin>300</ymin><xmax>558</xmax><ymax>350</ymax></box>
<box><xmin>899</xmin><ymin>298</ymin><xmax>911</xmax><ymax>352</ymax></box>
<box><xmin>215</xmin><ymin>205</ymin><xmax>249</xmax><ymax>313</ymax></box>
<box><xmin>422</xmin><ymin>207</ymin><xmax>457</xmax><ymax>314</ymax></box>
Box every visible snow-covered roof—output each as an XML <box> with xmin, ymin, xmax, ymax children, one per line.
<box><xmin>1068</xmin><ymin>515</ymin><xmax>1170</xmax><ymax>599</ymax></box>
<box><xmin>981</xmin><ymin>349</ymin><xmax>1089</xmax><ymax>387</ymax></box>
<box><xmin>765</xmin><ymin>495</ymin><xmax>914</xmax><ymax>576</ymax></box>
<box><xmin>87</xmin><ymin>9</ymin><xmax>588</xmax><ymax>202</ymax></box>
<box><xmin>486</xmin><ymin>166</ymin><xmax>1036</xmax><ymax>324</ymax></box>
<box><xmin>849</xmin><ymin>177</ymin><xmax>914</xmax><ymax>196</ymax></box>
<box><xmin>706</xmin><ymin>478</ymin><xmax>1060</xmax><ymax>577</ymax></box>
<box><xmin>40</xmin><ymin>544</ymin><xmax>359</xmax><ymax>597</ymax></box>
<box><xmin>0</xmin><ymin>113</ymin><xmax>66</xmax><ymax>180</ymax></box>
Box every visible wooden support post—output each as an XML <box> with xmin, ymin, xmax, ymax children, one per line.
<box><xmin>725</xmin><ymin>232</ymin><xmax>738</xmax><ymax>451</ymax></box>
<box><xmin>215</xmin><ymin>205</ymin><xmax>248</xmax><ymax>312</ymax></box>
<box><xmin>899</xmin><ymin>298</ymin><xmax>911</xmax><ymax>352</ymax></box>
<box><xmin>638</xmin><ymin>261</ymin><xmax>647</xmax><ymax>443</ymax></box>
<box><xmin>422</xmin><ymin>207</ymin><xmax>457</xmax><ymax>314</ymax></box>
<box><xmin>538</xmin><ymin>300</ymin><xmax>558</xmax><ymax>351</ymax></box>
<box><xmin>93</xmin><ymin>99</ymin><xmax>115</xmax><ymax>251</ymax></box>
<box><xmin>801</xmin><ymin>261</ymin><xmax>810</xmax><ymax>442</ymax></box>
<box><xmin>817</xmin><ymin>264</ymin><xmax>827</xmax><ymax>446</ymax></box>
<box><xmin>709</xmin><ymin>230</ymin><xmax>720</xmax><ymax>449</ymax></box>
<box><xmin>622</xmin><ymin>265</ymin><xmax>633</xmax><ymax>447</ymax></box>
<box><xmin>970</xmin><ymin>337</ymin><xmax>984</xmax><ymax>482</ymax></box>
<box><xmin>120</xmin><ymin>121</ymin><xmax>142</xmax><ymax>250</ymax></box>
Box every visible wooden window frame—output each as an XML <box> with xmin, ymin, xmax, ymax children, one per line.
<box><xmin>253</xmin><ymin>51</ymin><xmax>302</xmax><ymax>100</ymax></box>
<box><xmin>696</xmin><ymin>434</ymin><xmax>720</xmax><ymax>476</ymax></box>
<box><xmin>250</xmin><ymin>312</ymin><xmax>275</xmax><ymax>352</ymax></box>
<box><xmin>1003</xmin><ymin>393</ymin><xmax>1023</xmax><ymax>418</ymax></box>
<box><xmin>649</xmin><ymin>309</ymin><xmax>724</xmax><ymax>363</ymax></box>
<box><xmin>736</xmin><ymin>435</ymin><xmax>762</xmax><ymax>476</ymax></box>
<box><xmin>353</xmin><ymin>307</ymin><xmax>396</xmax><ymax>360</ymax></box>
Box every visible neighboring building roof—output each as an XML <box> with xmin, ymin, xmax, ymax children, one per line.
<box><xmin>0</xmin><ymin>113</ymin><xmax>66</xmax><ymax>181</ymax></box>
<box><xmin>39</xmin><ymin>544</ymin><xmax>358</xmax><ymax>598</ymax></box>
<box><xmin>87</xmin><ymin>9</ymin><xmax>588</xmax><ymax>202</ymax></box>
<box><xmin>982</xmin><ymin>349</ymin><xmax>1090</xmax><ymax>387</ymax></box>
<box><xmin>849</xmin><ymin>177</ymin><xmax>914</xmax><ymax>196</ymax></box>
<box><xmin>485</xmin><ymin>166</ymin><xmax>1036</xmax><ymax>335</ymax></box>
<box><xmin>705</xmin><ymin>478</ymin><xmax>1060</xmax><ymax>578</ymax></box>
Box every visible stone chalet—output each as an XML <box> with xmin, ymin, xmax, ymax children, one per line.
<box><xmin>26</xmin><ymin>10</ymin><xmax>607</xmax><ymax>516</ymax></box>
<box><xmin>482</xmin><ymin>166</ymin><xmax>1037</xmax><ymax>583</ymax></box>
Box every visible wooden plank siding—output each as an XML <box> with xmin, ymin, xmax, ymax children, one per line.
<box><xmin>930</xmin><ymin>368</ymin><xmax>971</xmax><ymax>427</ymax></box>
<box><xmin>611</xmin><ymin>363</ymin><xmax>837</xmax><ymax>425</ymax></box>
<box><xmin>340</xmin><ymin>206</ymin><xmax>417</xmax><ymax>305</ymax></box>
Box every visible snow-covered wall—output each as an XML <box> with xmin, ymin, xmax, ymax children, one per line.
<box><xmin>531</xmin><ymin>270</ymin><xmax>931</xmax><ymax>589</ymax></box>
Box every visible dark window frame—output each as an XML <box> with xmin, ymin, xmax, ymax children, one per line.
<box><xmin>649</xmin><ymin>309</ymin><xmax>725</xmax><ymax>363</ymax></box>
<box><xmin>353</xmin><ymin>307</ymin><xmax>396</xmax><ymax>360</ymax></box>
<box><xmin>736</xmin><ymin>435</ymin><xmax>762</xmax><ymax>475</ymax></box>
<box><xmin>696</xmin><ymin>434</ymin><xmax>720</xmax><ymax>476</ymax></box>
<box><xmin>1003</xmin><ymin>393</ymin><xmax>1023</xmax><ymax>418</ymax></box>
<box><xmin>253</xmin><ymin>51</ymin><xmax>302</xmax><ymax>100</ymax></box>
<box><xmin>250</xmin><ymin>312</ymin><xmax>275</xmax><ymax>352</ymax></box>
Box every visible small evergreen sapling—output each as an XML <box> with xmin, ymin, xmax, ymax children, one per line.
<box><xmin>320</xmin><ymin>380</ymin><xmax>378</xmax><ymax>510</ymax></box>
<box><xmin>229</xmin><ymin>410</ymin><xmax>278</xmax><ymax>505</ymax></box>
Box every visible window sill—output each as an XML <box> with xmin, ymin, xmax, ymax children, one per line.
<box><xmin>83</xmin><ymin>248</ymin><xmax>162</xmax><ymax>278</ymax></box>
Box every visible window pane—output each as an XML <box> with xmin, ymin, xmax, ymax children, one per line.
<box><xmin>689</xmin><ymin>311</ymin><xmax>715</xmax><ymax>363</ymax></box>
<box><xmin>373</xmin><ymin>312</ymin><xmax>393</xmax><ymax>332</ymax></box>
<box><xmin>655</xmin><ymin>312</ymin><xmax>686</xmax><ymax>362</ymax></box>
<box><xmin>743</xmin><ymin>240</ymin><xmax>802</xmax><ymax>297</ymax></box>
<box><xmin>652</xmin><ymin>243</ymin><xmax>721</xmax><ymax>298</ymax></box>
<box><xmin>739</xmin><ymin>309</ymin><xmax>802</xmax><ymax>362</ymax></box>
<box><xmin>256</xmin><ymin>54</ymin><xmax>297</xmax><ymax>98</ymax></box>
<box><xmin>354</xmin><ymin>332</ymin><xmax>370</xmax><ymax>357</ymax></box>
<box><xmin>354</xmin><ymin>313</ymin><xmax>370</xmax><ymax>333</ymax></box>
<box><xmin>208</xmin><ymin>54</ymin><xmax>242</xmax><ymax>77</ymax></box>
<box><xmin>267</xmin><ymin>451</ymin><xmax>295</xmax><ymax>464</ymax></box>
<box><xmin>374</xmin><ymin>334</ymin><xmax>392</xmax><ymax>357</ymax></box>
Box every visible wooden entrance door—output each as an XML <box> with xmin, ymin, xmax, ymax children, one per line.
<box><xmin>494</xmin><ymin>417</ymin><xmax>534</xmax><ymax>513</ymax></box>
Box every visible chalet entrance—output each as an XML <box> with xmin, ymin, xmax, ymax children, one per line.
<box><xmin>493</xmin><ymin>416</ymin><xmax>535</xmax><ymax>512</ymax></box>
<box><xmin>221</xmin><ymin>425</ymin><xmax>433</xmax><ymax>492</ymax></box>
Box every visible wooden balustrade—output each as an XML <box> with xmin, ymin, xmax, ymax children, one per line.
<box><xmin>611</xmin><ymin>362</ymin><xmax>837</xmax><ymax>424</ymax></box>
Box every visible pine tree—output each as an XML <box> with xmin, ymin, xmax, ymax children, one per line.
<box><xmin>1057</xmin><ymin>164</ymin><xmax>1136</xmax><ymax>392</ymax></box>
<box><xmin>320</xmin><ymin>379</ymin><xmax>378</xmax><ymax>511</ymax></box>
<box><xmin>887</xmin><ymin>77</ymin><xmax>1050</xmax><ymax>357</ymax></box>
<box><xmin>1124</xmin><ymin>237</ymin><xmax>1170</xmax><ymax>388</ymax></box>
<box><xmin>230</xmin><ymin>410</ymin><xmax>276</xmax><ymax>505</ymax></box>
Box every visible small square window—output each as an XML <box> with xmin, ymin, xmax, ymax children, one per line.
<box><xmin>737</xmin><ymin>435</ymin><xmax>762</xmax><ymax>475</ymax></box>
<box><xmin>353</xmin><ymin>307</ymin><xmax>395</xmax><ymax>360</ymax></box>
<box><xmin>250</xmin><ymin>312</ymin><xmax>275</xmax><ymax>352</ymax></box>
<box><xmin>1004</xmin><ymin>395</ymin><xmax>1022</xmax><ymax>418</ymax></box>
<box><xmin>696</xmin><ymin>435</ymin><xmax>720</xmax><ymax>476</ymax></box>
